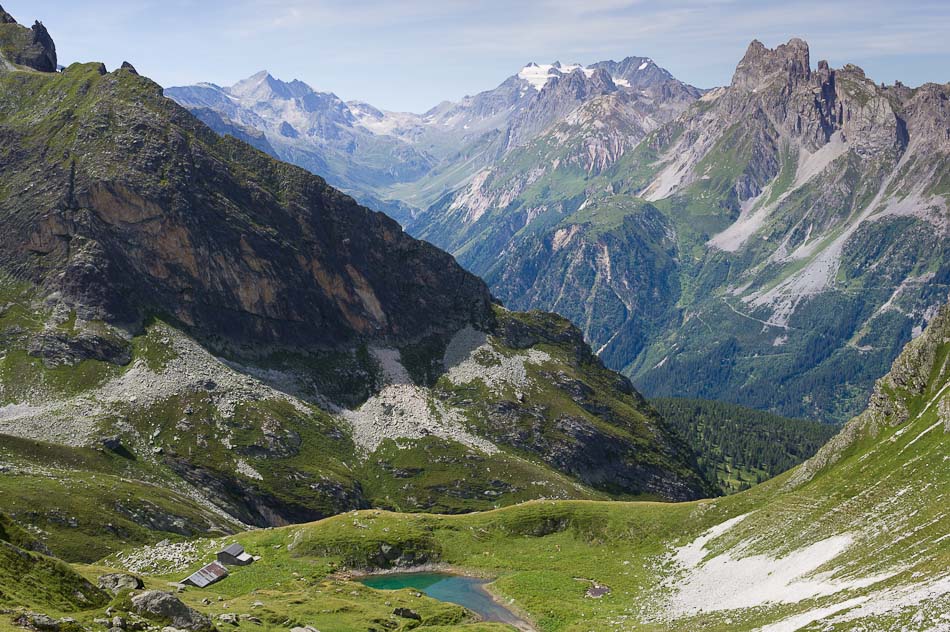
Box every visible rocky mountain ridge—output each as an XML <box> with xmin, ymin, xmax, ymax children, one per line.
<box><xmin>163</xmin><ymin>39</ymin><xmax>947</xmax><ymax>422</ymax></box>
<box><xmin>0</xmin><ymin>6</ymin><xmax>55</xmax><ymax>72</ymax></box>
<box><xmin>166</xmin><ymin>56</ymin><xmax>701</xmax><ymax>221</ymax></box>
<box><xmin>414</xmin><ymin>37</ymin><xmax>950</xmax><ymax>422</ymax></box>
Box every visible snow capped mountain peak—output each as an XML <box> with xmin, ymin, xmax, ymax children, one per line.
<box><xmin>518</xmin><ymin>62</ymin><xmax>592</xmax><ymax>90</ymax></box>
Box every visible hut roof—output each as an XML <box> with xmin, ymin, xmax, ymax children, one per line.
<box><xmin>221</xmin><ymin>543</ymin><xmax>245</xmax><ymax>556</ymax></box>
<box><xmin>184</xmin><ymin>561</ymin><xmax>228</xmax><ymax>588</ymax></box>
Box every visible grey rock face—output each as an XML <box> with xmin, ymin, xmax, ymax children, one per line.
<box><xmin>392</xmin><ymin>608</ymin><xmax>421</xmax><ymax>621</ymax></box>
<box><xmin>28</xmin><ymin>21</ymin><xmax>57</xmax><ymax>71</ymax></box>
<box><xmin>0</xmin><ymin>5</ymin><xmax>16</xmax><ymax>24</ymax></box>
<box><xmin>0</xmin><ymin>9</ymin><xmax>57</xmax><ymax>72</ymax></box>
<box><xmin>13</xmin><ymin>614</ymin><xmax>64</xmax><ymax>632</ymax></box>
<box><xmin>731</xmin><ymin>37</ymin><xmax>810</xmax><ymax>91</ymax></box>
<box><xmin>27</xmin><ymin>330</ymin><xmax>132</xmax><ymax>367</ymax></box>
<box><xmin>131</xmin><ymin>591</ymin><xmax>213</xmax><ymax>632</ymax></box>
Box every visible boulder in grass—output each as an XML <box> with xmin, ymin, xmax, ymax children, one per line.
<box><xmin>97</xmin><ymin>573</ymin><xmax>144</xmax><ymax>595</ymax></box>
<box><xmin>130</xmin><ymin>591</ymin><xmax>213</xmax><ymax>632</ymax></box>
<box><xmin>392</xmin><ymin>608</ymin><xmax>421</xmax><ymax>621</ymax></box>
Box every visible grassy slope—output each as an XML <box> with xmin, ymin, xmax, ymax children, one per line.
<box><xmin>0</xmin><ymin>512</ymin><xmax>109</xmax><ymax>613</ymax></box>
<box><xmin>61</xmin><ymin>307</ymin><xmax>950</xmax><ymax>632</ymax></box>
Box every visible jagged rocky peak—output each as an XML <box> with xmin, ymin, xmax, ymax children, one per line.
<box><xmin>0</xmin><ymin>4</ymin><xmax>57</xmax><ymax>72</ymax></box>
<box><xmin>230</xmin><ymin>70</ymin><xmax>312</xmax><ymax>100</ymax></box>
<box><xmin>731</xmin><ymin>37</ymin><xmax>810</xmax><ymax>92</ymax></box>
<box><xmin>0</xmin><ymin>4</ymin><xmax>16</xmax><ymax>23</ymax></box>
<box><xmin>547</xmin><ymin>65</ymin><xmax>616</xmax><ymax>97</ymax></box>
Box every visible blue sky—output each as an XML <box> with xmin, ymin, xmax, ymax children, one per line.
<box><xmin>6</xmin><ymin>0</ymin><xmax>950</xmax><ymax>112</ymax></box>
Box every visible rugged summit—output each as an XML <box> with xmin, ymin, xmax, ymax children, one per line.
<box><xmin>731</xmin><ymin>37</ymin><xmax>811</xmax><ymax>91</ymax></box>
<box><xmin>409</xmin><ymin>38</ymin><xmax>950</xmax><ymax>422</ymax></box>
<box><xmin>164</xmin><ymin>72</ymin><xmax>433</xmax><ymax>221</ymax></box>
<box><xmin>622</xmin><ymin>38</ymin><xmax>950</xmax><ymax>420</ymax></box>
<box><xmin>168</xmin><ymin>56</ymin><xmax>702</xmax><ymax>220</ymax></box>
<box><xmin>0</xmin><ymin>4</ymin><xmax>56</xmax><ymax>72</ymax></box>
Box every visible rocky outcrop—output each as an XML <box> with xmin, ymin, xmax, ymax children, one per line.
<box><xmin>131</xmin><ymin>591</ymin><xmax>213</xmax><ymax>632</ymax></box>
<box><xmin>97</xmin><ymin>573</ymin><xmax>144</xmax><ymax>595</ymax></box>
<box><xmin>731</xmin><ymin>38</ymin><xmax>811</xmax><ymax>92</ymax></box>
<box><xmin>28</xmin><ymin>330</ymin><xmax>131</xmax><ymax>367</ymax></box>
<box><xmin>12</xmin><ymin>613</ymin><xmax>66</xmax><ymax>631</ymax></box>
<box><xmin>0</xmin><ymin>7</ymin><xmax>57</xmax><ymax>72</ymax></box>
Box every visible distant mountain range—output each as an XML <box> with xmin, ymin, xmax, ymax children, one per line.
<box><xmin>166</xmin><ymin>56</ymin><xmax>698</xmax><ymax>223</ymax></box>
<box><xmin>169</xmin><ymin>40</ymin><xmax>950</xmax><ymax>423</ymax></box>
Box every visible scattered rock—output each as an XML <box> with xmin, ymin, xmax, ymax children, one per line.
<box><xmin>13</xmin><ymin>613</ymin><xmax>61</xmax><ymax>631</ymax></box>
<box><xmin>101</xmin><ymin>436</ymin><xmax>123</xmax><ymax>451</ymax></box>
<box><xmin>585</xmin><ymin>583</ymin><xmax>611</xmax><ymax>598</ymax></box>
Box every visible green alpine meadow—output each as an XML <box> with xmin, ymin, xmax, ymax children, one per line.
<box><xmin>0</xmin><ymin>2</ymin><xmax>947</xmax><ymax>631</ymax></box>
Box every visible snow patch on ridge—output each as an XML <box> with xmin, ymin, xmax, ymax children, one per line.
<box><xmin>518</xmin><ymin>62</ymin><xmax>592</xmax><ymax>90</ymax></box>
<box><xmin>666</xmin><ymin>516</ymin><xmax>894</xmax><ymax>618</ymax></box>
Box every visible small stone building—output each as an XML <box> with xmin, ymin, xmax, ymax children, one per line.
<box><xmin>217</xmin><ymin>543</ymin><xmax>254</xmax><ymax>566</ymax></box>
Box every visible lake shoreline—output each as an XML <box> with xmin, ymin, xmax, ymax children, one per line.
<box><xmin>355</xmin><ymin>566</ymin><xmax>539</xmax><ymax>632</ymax></box>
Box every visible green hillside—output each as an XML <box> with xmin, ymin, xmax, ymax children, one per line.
<box><xmin>9</xmin><ymin>305</ymin><xmax>943</xmax><ymax>632</ymax></box>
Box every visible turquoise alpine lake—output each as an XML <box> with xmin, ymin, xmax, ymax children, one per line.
<box><xmin>358</xmin><ymin>572</ymin><xmax>531</xmax><ymax>628</ymax></box>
